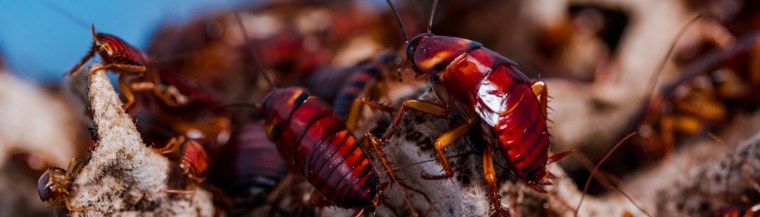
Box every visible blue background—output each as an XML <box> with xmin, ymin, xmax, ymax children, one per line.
<box><xmin>0</xmin><ymin>0</ymin><xmax>249</xmax><ymax>83</ymax></box>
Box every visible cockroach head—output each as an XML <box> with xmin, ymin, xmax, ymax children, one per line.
<box><xmin>37</xmin><ymin>167</ymin><xmax>67</xmax><ymax>205</ymax></box>
<box><xmin>406</xmin><ymin>33</ymin><xmax>482</xmax><ymax>77</ymax></box>
<box><xmin>262</xmin><ymin>87</ymin><xmax>310</xmax><ymax>140</ymax></box>
<box><xmin>90</xmin><ymin>25</ymin><xmax>118</xmax><ymax>56</ymax></box>
<box><xmin>405</xmin><ymin>33</ymin><xmax>433</xmax><ymax>76</ymax></box>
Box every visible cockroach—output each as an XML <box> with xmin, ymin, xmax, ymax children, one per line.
<box><xmin>380</xmin><ymin>1</ymin><xmax>571</xmax><ymax>216</ymax></box>
<box><xmin>306</xmin><ymin>51</ymin><xmax>398</xmax><ymax>123</ymax></box>
<box><xmin>232</xmin><ymin>13</ymin><xmax>422</xmax><ymax>216</ymax></box>
<box><xmin>208</xmin><ymin>123</ymin><xmax>287</xmax><ymax>205</ymax></box>
<box><xmin>37</xmin><ymin>158</ymin><xmax>87</xmax><ymax>211</ymax></box>
<box><xmin>154</xmin><ymin>135</ymin><xmax>209</xmax><ymax>191</ymax></box>
<box><xmin>44</xmin><ymin>1</ymin><xmax>218</xmax><ymax>111</ymax></box>
<box><xmin>66</xmin><ymin>24</ymin><xmax>180</xmax><ymax>110</ymax></box>
<box><xmin>53</xmin><ymin>21</ymin><xmax>229</xmax><ymax>151</ymax></box>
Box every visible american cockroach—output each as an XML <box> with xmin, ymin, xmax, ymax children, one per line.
<box><xmin>380</xmin><ymin>1</ymin><xmax>571</xmax><ymax>216</ymax></box>
<box><xmin>232</xmin><ymin>13</ymin><xmax>424</xmax><ymax>216</ymax></box>
<box><xmin>37</xmin><ymin>158</ymin><xmax>87</xmax><ymax>211</ymax></box>
<box><xmin>306</xmin><ymin>51</ymin><xmax>399</xmax><ymax>124</ymax></box>
<box><xmin>44</xmin><ymin>1</ymin><xmax>219</xmax><ymax>111</ymax></box>
<box><xmin>153</xmin><ymin>135</ymin><xmax>209</xmax><ymax>192</ymax></box>
<box><xmin>42</xmin><ymin>5</ymin><xmax>232</xmax><ymax>150</ymax></box>
<box><xmin>65</xmin><ymin>24</ymin><xmax>182</xmax><ymax>110</ymax></box>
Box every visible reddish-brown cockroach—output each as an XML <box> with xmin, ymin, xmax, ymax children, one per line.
<box><xmin>51</xmin><ymin>19</ymin><xmax>230</xmax><ymax>151</ymax></box>
<box><xmin>208</xmin><ymin>123</ymin><xmax>287</xmax><ymax>206</ymax></box>
<box><xmin>37</xmin><ymin>158</ymin><xmax>87</xmax><ymax>211</ymax></box>
<box><xmin>43</xmin><ymin>1</ymin><xmax>217</xmax><ymax>111</ymax></box>
<box><xmin>380</xmin><ymin>1</ymin><xmax>571</xmax><ymax>216</ymax></box>
<box><xmin>154</xmin><ymin>135</ymin><xmax>209</xmax><ymax>192</ymax></box>
<box><xmin>306</xmin><ymin>51</ymin><xmax>398</xmax><ymax>120</ymax></box>
<box><xmin>66</xmin><ymin>25</ymin><xmax>181</xmax><ymax>110</ymax></box>
<box><xmin>232</xmin><ymin>13</ymin><xmax>423</xmax><ymax>216</ymax></box>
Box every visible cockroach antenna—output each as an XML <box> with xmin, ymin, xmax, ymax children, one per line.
<box><xmin>91</xmin><ymin>24</ymin><xmax>98</xmax><ymax>42</ymax></box>
<box><xmin>385</xmin><ymin>0</ymin><xmax>408</xmax><ymax>42</ymax></box>
<box><xmin>427</xmin><ymin>0</ymin><xmax>439</xmax><ymax>33</ymax></box>
<box><xmin>234</xmin><ymin>12</ymin><xmax>276</xmax><ymax>91</ymax></box>
<box><xmin>574</xmin><ymin>132</ymin><xmax>642</xmax><ymax>217</ymax></box>
<box><xmin>41</xmin><ymin>0</ymin><xmax>90</xmax><ymax>30</ymax></box>
<box><xmin>642</xmin><ymin>14</ymin><xmax>702</xmax><ymax>104</ymax></box>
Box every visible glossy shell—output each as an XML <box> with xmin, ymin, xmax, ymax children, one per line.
<box><xmin>37</xmin><ymin>167</ymin><xmax>68</xmax><ymax>206</ymax></box>
<box><xmin>408</xmin><ymin>33</ymin><xmax>551</xmax><ymax>189</ymax></box>
<box><xmin>95</xmin><ymin>33</ymin><xmax>149</xmax><ymax>67</ymax></box>
<box><xmin>179</xmin><ymin>140</ymin><xmax>209</xmax><ymax>182</ymax></box>
<box><xmin>263</xmin><ymin>87</ymin><xmax>379</xmax><ymax>208</ymax></box>
<box><xmin>209</xmin><ymin>123</ymin><xmax>287</xmax><ymax>200</ymax></box>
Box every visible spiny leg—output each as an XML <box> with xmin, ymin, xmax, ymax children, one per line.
<box><xmin>366</xmin><ymin>132</ymin><xmax>418</xmax><ymax>217</ymax></box>
<box><xmin>350</xmin><ymin>208</ymin><xmax>366</xmax><ymax>217</ymax></box>
<box><xmin>380</xmin><ymin>99</ymin><xmax>449</xmax><ymax>143</ymax></box>
<box><xmin>61</xmin><ymin>158</ymin><xmax>91</xmax><ymax>212</ymax></box>
<box><xmin>64</xmin><ymin>198</ymin><xmax>92</xmax><ymax>213</ymax></box>
<box><xmin>127</xmin><ymin>74</ymin><xmax>181</xmax><ymax>107</ymax></box>
<box><xmin>67</xmin><ymin>46</ymin><xmax>96</xmax><ymax>76</ymax></box>
<box><xmin>547</xmin><ymin>151</ymin><xmax>573</xmax><ymax>165</ymax></box>
<box><xmin>118</xmin><ymin>74</ymin><xmax>137</xmax><ymax>110</ymax></box>
<box><xmin>154</xmin><ymin>136</ymin><xmax>186</xmax><ymax>156</ymax></box>
<box><xmin>531</xmin><ymin>80</ymin><xmax>548</xmax><ymax>118</ymax></box>
<box><xmin>65</xmin><ymin>158</ymin><xmax>87</xmax><ymax>181</ymax></box>
<box><xmin>483</xmin><ymin>144</ymin><xmax>510</xmax><ymax>217</ymax></box>
<box><xmin>145</xmin><ymin>71</ymin><xmax>183</xmax><ymax>107</ymax></box>
<box><xmin>91</xmin><ymin>63</ymin><xmax>147</xmax><ymax>75</ymax></box>
<box><xmin>421</xmin><ymin>122</ymin><xmax>473</xmax><ymax>180</ymax></box>
<box><xmin>532</xmin><ymin>80</ymin><xmax>573</xmax><ymax>178</ymax></box>
<box><xmin>347</xmin><ymin>97</ymin><xmax>395</xmax><ymax>131</ymax></box>
<box><xmin>94</xmin><ymin>63</ymin><xmax>147</xmax><ymax>110</ymax></box>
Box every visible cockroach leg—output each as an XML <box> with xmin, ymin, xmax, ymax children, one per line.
<box><xmin>118</xmin><ymin>74</ymin><xmax>137</xmax><ymax>110</ymax></box>
<box><xmin>421</xmin><ymin>122</ymin><xmax>473</xmax><ymax>180</ymax></box>
<box><xmin>380</xmin><ymin>99</ymin><xmax>450</xmax><ymax>143</ymax></box>
<box><xmin>483</xmin><ymin>142</ymin><xmax>510</xmax><ymax>217</ymax></box>
<box><xmin>64</xmin><ymin>198</ymin><xmax>91</xmax><ymax>213</ymax></box>
<box><xmin>91</xmin><ymin>63</ymin><xmax>147</xmax><ymax>75</ymax></box>
<box><xmin>129</xmin><ymin>81</ymin><xmax>155</xmax><ymax>91</ymax></box>
<box><xmin>67</xmin><ymin>47</ymin><xmax>96</xmax><ymax>76</ymax></box>
<box><xmin>530</xmin><ymin>80</ymin><xmax>548</xmax><ymax>117</ymax></box>
<box><xmin>547</xmin><ymin>151</ymin><xmax>573</xmax><ymax>165</ymax></box>
<box><xmin>146</xmin><ymin>71</ymin><xmax>183</xmax><ymax>107</ymax></box>
<box><xmin>65</xmin><ymin>158</ymin><xmax>87</xmax><ymax>181</ymax></box>
<box><xmin>350</xmin><ymin>208</ymin><xmax>366</xmax><ymax>217</ymax></box>
<box><xmin>366</xmin><ymin>132</ymin><xmax>418</xmax><ymax>216</ymax></box>
<box><xmin>346</xmin><ymin>97</ymin><xmax>394</xmax><ymax>130</ymax></box>
<box><xmin>154</xmin><ymin>136</ymin><xmax>186</xmax><ymax>156</ymax></box>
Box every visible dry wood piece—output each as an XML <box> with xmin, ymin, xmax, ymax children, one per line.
<box><xmin>66</xmin><ymin>63</ymin><xmax>213</xmax><ymax>216</ymax></box>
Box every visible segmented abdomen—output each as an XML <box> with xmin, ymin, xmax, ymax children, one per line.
<box><xmin>209</xmin><ymin>124</ymin><xmax>287</xmax><ymax>200</ymax></box>
<box><xmin>180</xmin><ymin>140</ymin><xmax>209</xmax><ymax>180</ymax></box>
<box><xmin>332</xmin><ymin>66</ymin><xmax>381</xmax><ymax>118</ymax></box>
<box><xmin>491</xmin><ymin>79</ymin><xmax>549</xmax><ymax>181</ymax></box>
<box><xmin>273</xmin><ymin>96</ymin><xmax>378</xmax><ymax>208</ymax></box>
<box><xmin>439</xmin><ymin>47</ymin><xmax>549</xmax><ymax>182</ymax></box>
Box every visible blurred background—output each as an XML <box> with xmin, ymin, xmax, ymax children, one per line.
<box><xmin>0</xmin><ymin>0</ymin><xmax>759</xmax><ymax>216</ymax></box>
<box><xmin>0</xmin><ymin>0</ymin><xmax>249</xmax><ymax>82</ymax></box>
